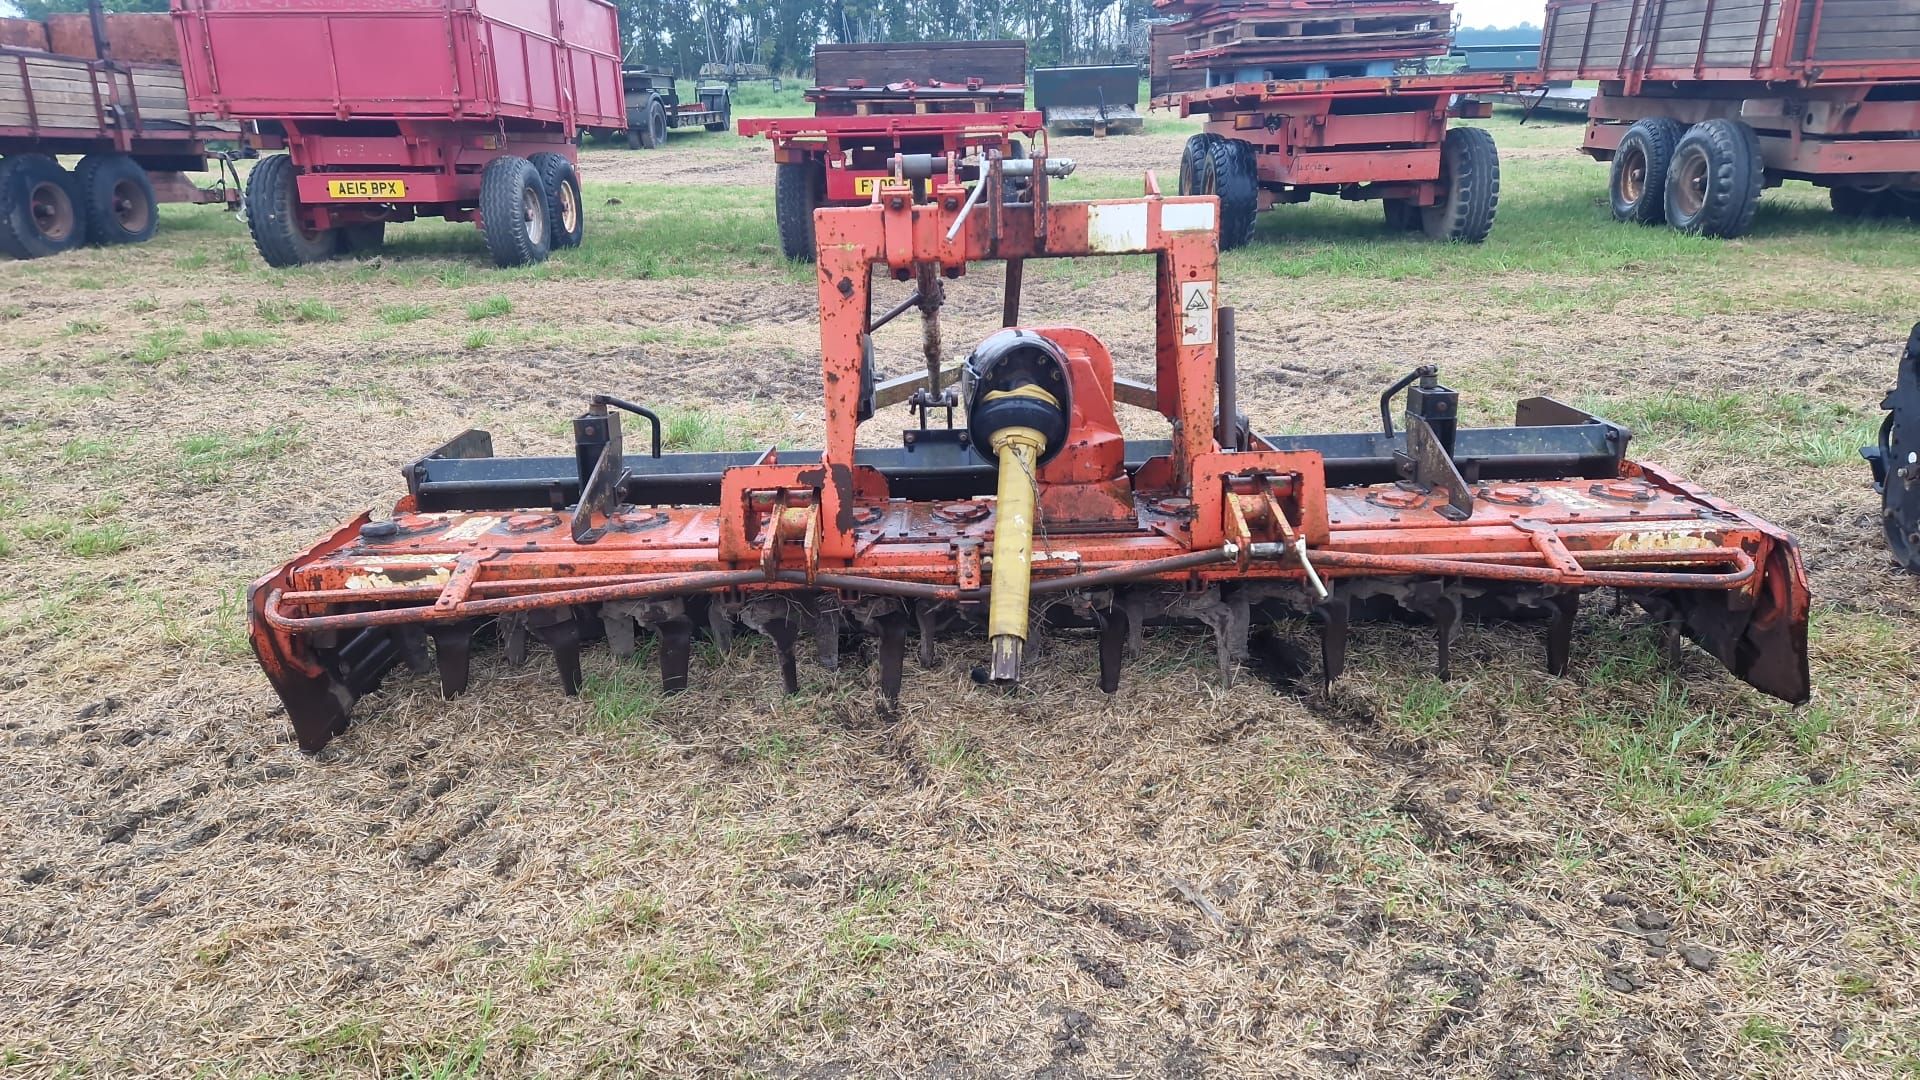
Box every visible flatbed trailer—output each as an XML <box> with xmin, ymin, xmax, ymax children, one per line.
<box><xmin>172</xmin><ymin>0</ymin><xmax>624</xmax><ymax>268</ymax></box>
<box><xmin>738</xmin><ymin>40</ymin><xmax>1042</xmax><ymax>261</ymax></box>
<box><xmin>1543</xmin><ymin>0</ymin><xmax>1920</xmax><ymax>235</ymax></box>
<box><xmin>0</xmin><ymin>40</ymin><xmax>237</xmax><ymax>259</ymax></box>
<box><xmin>1155</xmin><ymin>71</ymin><xmax>1535</xmax><ymax>247</ymax></box>
<box><xmin>613</xmin><ymin>67</ymin><xmax>731</xmax><ymax>149</ymax></box>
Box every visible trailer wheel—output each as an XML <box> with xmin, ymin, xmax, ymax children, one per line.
<box><xmin>705</xmin><ymin>97</ymin><xmax>731</xmax><ymax>133</ymax></box>
<box><xmin>74</xmin><ymin>154</ymin><xmax>157</xmax><ymax>246</ymax></box>
<box><xmin>775</xmin><ymin>160</ymin><xmax>824</xmax><ymax>261</ymax></box>
<box><xmin>1608</xmin><ymin>118</ymin><xmax>1684</xmax><ymax>225</ymax></box>
<box><xmin>1664</xmin><ymin>119</ymin><xmax>1763</xmax><ymax>239</ymax></box>
<box><xmin>625</xmin><ymin>127</ymin><xmax>644</xmax><ymax>151</ymax></box>
<box><xmin>1179</xmin><ymin>133</ymin><xmax>1257</xmax><ymax>250</ymax></box>
<box><xmin>640</xmin><ymin>100</ymin><xmax>668</xmax><ymax>149</ymax></box>
<box><xmin>336</xmin><ymin>222</ymin><xmax>386</xmax><ymax>256</ymax></box>
<box><xmin>1830</xmin><ymin>186</ymin><xmax>1902</xmax><ymax>220</ymax></box>
<box><xmin>529</xmin><ymin>152</ymin><xmax>584</xmax><ymax>249</ymax></box>
<box><xmin>479</xmin><ymin>155</ymin><xmax>551</xmax><ymax>267</ymax></box>
<box><xmin>1381</xmin><ymin>198</ymin><xmax>1422</xmax><ymax>231</ymax></box>
<box><xmin>1421</xmin><ymin>126</ymin><xmax>1500</xmax><ymax>243</ymax></box>
<box><xmin>246</xmin><ymin>153</ymin><xmax>335</xmax><ymax>267</ymax></box>
<box><xmin>0</xmin><ymin>154</ymin><xmax>85</xmax><ymax>260</ymax></box>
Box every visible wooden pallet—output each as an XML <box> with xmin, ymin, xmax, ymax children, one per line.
<box><xmin>0</xmin><ymin>50</ymin><xmax>190</xmax><ymax>129</ymax></box>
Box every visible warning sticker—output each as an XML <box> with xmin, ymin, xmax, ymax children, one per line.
<box><xmin>1180</xmin><ymin>280</ymin><xmax>1214</xmax><ymax>345</ymax></box>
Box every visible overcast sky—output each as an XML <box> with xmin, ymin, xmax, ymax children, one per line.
<box><xmin>1454</xmin><ymin>0</ymin><xmax>1548</xmax><ymax>27</ymax></box>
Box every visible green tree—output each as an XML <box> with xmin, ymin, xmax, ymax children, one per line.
<box><xmin>9</xmin><ymin>0</ymin><xmax>167</xmax><ymax>18</ymax></box>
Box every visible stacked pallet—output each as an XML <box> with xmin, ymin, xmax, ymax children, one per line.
<box><xmin>808</xmin><ymin>41</ymin><xmax>1028</xmax><ymax>117</ymax></box>
<box><xmin>1151</xmin><ymin>0</ymin><xmax>1453</xmax><ymax>93</ymax></box>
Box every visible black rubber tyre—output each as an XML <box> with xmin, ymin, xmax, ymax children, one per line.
<box><xmin>478</xmin><ymin>155</ymin><xmax>550</xmax><ymax>267</ymax></box>
<box><xmin>1664</xmin><ymin>118</ymin><xmax>1764</xmax><ymax>239</ymax></box>
<box><xmin>245</xmin><ymin>153</ymin><xmax>335</xmax><ymax>267</ymax></box>
<box><xmin>640</xmin><ymin>100</ymin><xmax>668</xmax><ymax>149</ymax></box>
<box><xmin>1003</xmin><ymin>139</ymin><xmax>1031</xmax><ymax>203</ymax></box>
<box><xmin>625</xmin><ymin>127</ymin><xmax>643</xmax><ymax>151</ymax></box>
<box><xmin>1421</xmin><ymin>126</ymin><xmax>1500</xmax><ymax>242</ymax></box>
<box><xmin>1877</xmin><ymin>324</ymin><xmax>1920</xmax><ymax>574</ymax></box>
<box><xmin>0</xmin><ymin>154</ymin><xmax>85</xmax><ymax>260</ymax></box>
<box><xmin>704</xmin><ymin>97</ymin><xmax>731</xmax><ymax>133</ymax></box>
<box><xmin>1830</xmin><ymin>186</ymin><xmax>1901</xmax><ymax>219</ymax></box>
<box><xmin>529</xmin><ymin>152</ymin><xmax>584</xmax><ymax>248</ymax></box>
<box><xmin>74</xmin><ymin>153</ymin><xmax>157</xmax><ymax>246</ymax></box>
<box><xmin>335</xmin><ymin>221</ymin><xmax>386</xmax><ymax>255</ymax></box>
<box><xmin>1178</xmin><ymin>132</ymin><xmax>1258</xmax><ymax>250</ymax></box>
<box><xmin>775</xmin><ymin>159</ymin><xmax>824</xmax><ymax>262</ymax></box>
<box><xmin>1381</xmin><ymin>198</ymin><xmax>1422</xmax><ymax>231</ymax></box>
<box><xmin>1608</xmin><ymin>117</ymin><xmax>1684</xmax><ymax>225</ymax></box>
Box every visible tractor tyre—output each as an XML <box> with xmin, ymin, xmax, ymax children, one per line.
<box><xmin>245</xmin><ymin>153</ymin><xmax>335</xmax><ymax>267</ymax></box>
<box><xmin>1608</xmin><ymin>117</ymin><xmax>1684</xmax><ymax>225</ymax></box>
<box><xmin>1664</xmin><ymin>118</ymin><xmax>1763</xmax><ymax>239</ymax></box>
<box><xmin>1421</xmin><ymin>126</ymin><xmax>1500</xmax><ymax>242</ymax></box>
<box><xmin>1178</xmin><ymin>132</ymin><xmax>1257</xmax><ymax>250</ymax></box>
<box><xmin>479</xmin><ymin>155</ymin><xmax>551</xmax><ymax>267</ymax></box>
<box><xmin>529</xmin><ymin>152</ymin><xmax>584</xmax><ymax>248</ymax></box>
<box><xmin>1382</xmin><ymin>198</ymin><xmax>1422</xmax><ymax>231</ymax></box>
<box><xmin>335</xmin><ymin>222</ymin><xmax>386</xmax><ymax>256</ymax></box>
<box><xmin>0</xmin><ymin>154</ymin><xmax>85</xmax><ymax>260</ymax></box>
<box><xmin>641</xmin><ymin>100</ymin><xmax>668</xmax><ymax>149</ymax></box>
<box><xmin>775</xmin><ymin>159</ymin><xmax>824</xmax><ymax>262</ymax></box>
<box><xmin>625</xmin><ymin>127</ymin><xmax>643</xmax><ymax>151</ymax></box>
<box><xmin>74</xmin><ymin>153</ymin><xmax>157</xmax><ymax>246</ymax></box>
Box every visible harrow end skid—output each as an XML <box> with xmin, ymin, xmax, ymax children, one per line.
<box><xmin>250</xmin><ymin>168</ymin><xmax>1814</xmax><ymax>753</ymax></box>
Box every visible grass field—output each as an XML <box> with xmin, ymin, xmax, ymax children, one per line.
<box><xmin>2</xmin><ymin>112</ymin><xmax>1920</xmax><ymax>1078</ymax></box>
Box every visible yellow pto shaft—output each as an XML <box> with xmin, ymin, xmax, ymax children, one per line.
<box><xmin>982</xmin><ymin>385</ymin><xmax>1058</xmax><ymax>682</ymax></box>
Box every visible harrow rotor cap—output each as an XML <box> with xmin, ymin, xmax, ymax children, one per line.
<box><xmin>964</xmin><ymin>329</ymin><xmax>1071</xmax><ymax>466</ymax></box>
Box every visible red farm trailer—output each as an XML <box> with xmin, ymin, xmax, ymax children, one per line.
<box><xmin>1</xmin><ymin>13</ymin><xmax>238</xmax><ymax>260</ymax></box>
<box><xmin>1160</xmin><ymin>72</ymin><xmax>1534</xmax><ymax>247</ymax></box>
<box><xmin>736</xmin><ymin>41</ymin><xmax>1043</xmax><ymax>261</ymax></box>
<box><xmin>171</xmin><ymin>0</ymin><xmax>624</xmax><ymax>267</ymax></box>
<box><xmin>1542</xmin><ymin>0</ymin><xmax>1920</xmax><ymax>236</ymax></box>
<box><xmin>1150</xmin><ymin>0</ymin><xmax>1536</xmax><ymax>247</ymax></box>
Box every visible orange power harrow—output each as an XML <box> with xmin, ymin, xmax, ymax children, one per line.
<box><xmin>249</xmin><ymin>154</ymin><xmax>1810</xmax><ymax>753</ymax></box>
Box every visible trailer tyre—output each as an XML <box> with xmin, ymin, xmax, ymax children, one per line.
<box><xmin>704</xmin><ymin>97</ymin><xmax>731</xmax><ymax>133</ymax></box>
<box><xmin>775</xmin><ymin>160</ymin><xmax>824</xmax><ymax>262</ymax></box>
<box><xmin>1422</xmin><ymin>126</ymin><xmax>1500</xmax><ymax>243</ymax></box>
<box><xmin>74</xmin><ymin>154</ymin><xmax>157</xmax><ymax>246</ymax></box>
<box><xmin>1179</xmin><ymin>133</ymin><xmax>1257</xmax><ymax>250</ymax></box>
<box><xmin>640</xmin><ymin>100</ymin><xmax>668</xmax><ymax>149</ymax></box>
<box><xmin>335</xmin><ymin>222</ymin><xmax>386</xmax><ymax>256</ymax></box>
<box><xmin>1609</xmin><ymin>118</ymin><xmax>1684</xmax><ymax>225</ymax></box>
<box><xmin>529</xmin><ymin>152</ymin><xmax>584</xmax><ymax>249</ymax></box>
<box><xmin>1830</xmin><ymin>186</ymin><xmax>1907</xmax><ymax>220</ymax></box>
<box><xmin>1382</xmin><ymin>198</ymin><xmax>1422</xmax><ymax>231</ymax></box>
<box><xmin>1665</xmin><ymin>119</ymin><xmax>1763</xmax><ymax>239</ymax></box>
<box><xmin>625</xmin><ymin>127</ymin><xmax>644</xmax><ymax>151</ymax></box>
<box><xmin>246</xmin><ymin>153</ymin><xmax>335</xmax><ymax>268</ymax></box>
<box><xmin>0</xmin><ymin>154</ymin><xmax>85</xmax><ymax>260</ymax></box>
<box><xmin>480</xmin><ymin>155</ymin><xmax>551</xmax><ymax>267</ymax></box>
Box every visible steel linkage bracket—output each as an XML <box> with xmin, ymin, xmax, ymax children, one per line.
<box><xmin>570</xmin><ymin>396</ymin><xmax>662</xmax><ymax>543</ymax></box>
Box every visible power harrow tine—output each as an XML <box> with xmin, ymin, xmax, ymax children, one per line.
<box><xmin>246</xmin><ymin>169</ymin><xmax>1812</xmax><ymax>754</ymax></box>
<box><xmin>428</xmin><ymin>623</ymin><xmax>476</xmax><ymax>698</ymax></box>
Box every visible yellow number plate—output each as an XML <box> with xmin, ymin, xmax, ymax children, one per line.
<box><xmin>853</xmin><ymin>176</ymin><xmax>879</xmax><ymax>196</ymax></box>
<box><xmin>326</xmin><ymin>179</ymin><xmax>406</xmax><ymax>199</ymax></box>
